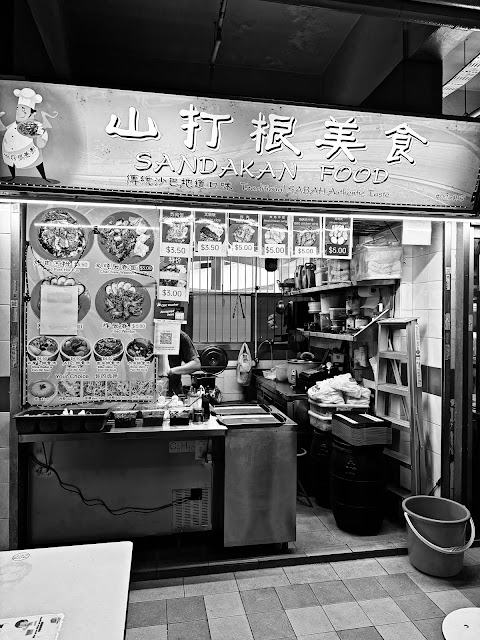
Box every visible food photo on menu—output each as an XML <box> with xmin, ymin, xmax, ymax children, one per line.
<box><xmin>25</xmin><ymin>204</ymin><xmax>158</xmax><ymax>406</ymax></box>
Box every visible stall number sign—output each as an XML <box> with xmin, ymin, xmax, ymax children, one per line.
<box><xmin>323</xmin><ymin>215</ymin><xmax>353</xmax><ymax>260</ymax></box>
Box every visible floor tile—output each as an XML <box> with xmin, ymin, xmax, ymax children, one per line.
<box><xmin>338</xmin><ymin>629</ymin><xmax>382</xmax><ymax>640</ymax></box>
<box><xmin>310</xmin><ymin>580</ymin><xmax>355</xmax><ymax>605</ymax></box>
<box><xmin>286</xmin><ymin>605</ymin><xmax>335</xmax><ymax>635</ymax></box>
<box><xmin>126</xmin><ymin>625</ymin><xmax>167</xmax><ymax>640</ymax></box>
<box><xmin>296</xmin><ymin>531</ymin><xmax>347</xmax><ymax>547</ymax></box>
<box><xmin>407</xmin><ymin>570</ymin><xmax>456</xmax><ymax>593</ymax></box>
<box><xmin>413</xmin><ymin>617</ymin><xmax>444</xmax><ymax>640</ymax></box>
<box><xmin>449</xmin><ymin>564</ymin><xmax>480</xmax><ymax>588</ymax></box>
<box><xmin>343</xmin><ymin>578</ymin><xmax>388</xmax><ymax>601</ymax></box>
<box><xmin>166</xmin><ymin>596</ymin><xmax>206</xmax><ymax>624</ymax></box>
<box><xmin>375</xmin><ymin>573</ymin><xmax>421</xmax><ymax>597</ymax></box>
<box><xmin>209</xmin><ymin>614</ymin><xmax>254</xmax><ymax>640</ymax></box>
<box><xmin>235</xmin><ymin>568</ymin><xmax>289</xmax><ymax>591</ymax></box>
<box><xmin>275</xmin><ymin>583</ymin><xmax>319</xmax><ymax>609</ymax></box>
<box><xmin>375</xmin><ymin>621</ymin><xmax>426</xmax><ymax>640</ymax></box>
<box><xmin>426</xmin><ymin>589</ymin><xmax>476</xmax><ymax>614</ymax></box>
<box><xmin>127</xmin><ymin>601</ymin><xmax>167</xmax><ymax>628</ymax></box>
<box><xmin>459</xmin><ymin>586</ymin><xmax>480</xmax><ymax>606</ymax></box>
<box><xmin>303</xmin><ymin>544</ymin><xmax>353</xmax><ymax>557</ymax></box>
<box><xmin>240</xmin><ymin>587</ymin><xmax>283</xmax><ymax>614</ymax></box>
<box><xmin>284</xmin><ymin>563</ymin><xmax>339</xmax><ymax>584</ymax></box>
<box><xmin>375</xmin><ymin>556</ymin><xmax>413</xmax><ymax>575</ymax></box>
<box><xmin>130</xmin><ymin>579</ymin><xmax>184</xmax><ymax>602</ymax></box>
<box><xmin>184</xmin><ymin>572</ymin><xmax>238</xmax><ymax>596</ymax></box>
<box><xmin>346</xmin><ymin>542</ymin><xmax>396</xmax><ymax>553</ymax></box>
<box><xmin>167</xmin><ymin>619</ymin><xmax>211</xmax><ymax>640</ymax></box>
<box><xmin>393</xmin><ymin>593</ymin><xmax>444</xmax><ymax>620</ymax></box>
<box><xmin>466</xmin><ymin>547</ymin><xmax>480</xmax><ymax>563</ymax></box>
<box><xmin>204</xmin><ymin>591</ymin><xmax>245</xmax><ymax>619</ymax></box>
<box><xmin>323</xmin><ymin>601</ymin><xmax>372</xmax><ymax>631</ymax></box>
<box><xmin>357</xmin><ymin>598</ymin><xmax>408</xmax><ymax>626</ymax></box>
<box><xmin>298</xmin><ymin>634</ymin><xmax>340</xmax><ymax>640</ymax></box>
<box><xmin>333</xmin><ymin>560</ymin><xmax>387</xmax><ymax>580</ymax></box>
<box><xmin>247</xmin><ymin>610</ymin><xmax>296</xmax><ymax>640</ymax></box>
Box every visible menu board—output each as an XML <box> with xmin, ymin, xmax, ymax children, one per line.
<box><xmin>323</xmin><ymin>215</ymin><xmax>353</xmax><ymax>260</ymax></box>
<box><xmin>160</xmin><ymin>208</ymin><xmax>193</xmax><ymax>257</ymax></box>
<box><xmin>194</xmin><ymin>210</ymin><xmax>227</xmax><ymax>256</ymax></box>
<box><xmin>25</xmin><ymin>204</ymin><xmax>158</xmax><ymax>406</ymax></box>
<box><xmin>227</xmin><ymin>212</ymin><xmax>259</xmax><ymax>256</ymax></box>
<box><xmin>291</xmin><ymin>215</ymin><xmax>322</xmax><ymax>257</ymax></box>
<box><xmin>260</xmin><ymin>213</ymin><xmax>290</xmax><ymax>257</ymax></box>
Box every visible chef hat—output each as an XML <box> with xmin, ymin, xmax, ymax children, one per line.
<box><xmin>13</xmin><ymin>88</ymin><xmax>43</xmax><ymax>110</ymax></box>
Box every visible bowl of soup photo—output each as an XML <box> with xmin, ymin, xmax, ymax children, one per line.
<box><xmin>93</xmin><ymin>337</ymin><xmax>124</xmax><ymax>362</ymax></box>
<box><xmin>60</xmin><ymin>336</ymin><xmax>92</xmax><ymax>362</ymax></box>
<box><xmin>27</xmin><ymin>336</ymin><xmax>59</xmax><ymax>362</ymax></box>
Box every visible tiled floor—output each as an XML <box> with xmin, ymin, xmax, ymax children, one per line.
<box><xmin>127</xmin><ymin>552</ymin><xmax>480</xmax><ymax>639</ymax></box>
<box><xmin>132</xmin><ymin>499</ymin><xmax>407</xmax><ymax>580</ymax></box>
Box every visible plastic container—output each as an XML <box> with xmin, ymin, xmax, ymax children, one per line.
<box><xmin>315</xmin><ymin>268</ymin><xmax>327</xmax><ymax>286</ymax></box>
<box><xmin>330</xmin><ymin>439</ymin><xmax>386</xmax><ymax>534</ymax></box>
<box><xmin>402</xmin><ymin>496</ymin><xmax>476</xmax><ymax>577</ymax></box>
<box><xmin>329</xmin><ymin>307</ymin><xmax>347</xmax><ymax>321</ymax></box>
<box><xmin>140</xmin><ymin>408</ymin><xmax>165</xmax><ymax>427</ymax></box>
<box><xmin>309</xmin><ymin>428</ymin><xmax>333</xmax><ymax>507</ymax></box>
<box><xmin>15</xmin><ymin>408</ymin><xmax>111</xmax><ymax>434</ymax></box>
<box><xmin>327</xmin><ymin>260</ymin><xmax>350</xmax><ymax>283</ymax></box>
<box><xmin>274</xmin><ymin>363</ymin><xmax>288</xmax><ymax>382</ymax></box>
<box><xmin>308</xmin><ymin>410</ymin><xmax>332</xmax><ymax>431</ymax></box>
<box><xmin>352</xmin><ymin>243</ymin><xmax>403</xmax><ymax>281</ymax></box>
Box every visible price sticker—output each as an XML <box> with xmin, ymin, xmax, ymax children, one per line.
<box><xmin>231</xmin><ymin>242</ymin><xmax>254</xmax><ymax>255</ymax></box>
<box><xmin>264</xmin><ymin>244</ymin><xmax>286</xmax><ymax>256</ymax></box>
<box><xmin>161</xmin><ymin>242</ymin><xmax>190</xmax><ymax>257</ymax></box>
<box><xmin>158</xmin><ymin>285</ymin><xmax>189</xmax><ymax>302</ymax></box>
<box><xmin>197</xmin><ymin>241</ymin><xmax>222</xmax><ymax>255</ymax></box>
<box><xmin>326</xmin><ymin>244</ymin><xmax>349</xmax><ymax>257</ymax></box>
<box><xmin>294</xmin><ymin>245</ymin><xmax>317</xmax><ymax>257</ymax></box>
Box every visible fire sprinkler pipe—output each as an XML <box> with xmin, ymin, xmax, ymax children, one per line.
<box><xmin>210</xmin><ymin>0</ymin><xmax>229</xmax><ymax>67</ymax></box>
<box><xmin>261</xmin><ymin>0</ymin><xmax>480</xmax><ymax>30</ymax></box>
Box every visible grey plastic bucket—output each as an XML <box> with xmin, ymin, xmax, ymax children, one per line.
<box><xmin>402</xmin><ymin>496</ymin><xmax>475</xmax><ymax>577</ymax></box>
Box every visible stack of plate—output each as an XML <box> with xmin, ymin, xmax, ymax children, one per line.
<box><xmin>308</xmin><ymin>301</ymin><xmax>322</xmax><ymax>314</ymax></box>
<box><xmin>332</xmin><ymin>412</ymin><xmax>392</xmax><ymax>446</ymax></box>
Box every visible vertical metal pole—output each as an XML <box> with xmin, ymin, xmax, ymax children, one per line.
<box><xmin>442</xmin><ymin>222</ymin><xmax>452</xmax><ymax>499</ymax></box>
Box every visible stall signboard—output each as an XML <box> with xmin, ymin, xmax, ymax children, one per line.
<box><xmin>291</xmin><ymin>215</ymin><xmax>322</xmax><ymax>257</ymax></box>
<box><xmin>260</xmin><ymin>213</ymin><xmax>290</xmax><ymax>257</ymax></box>
<box><xmin>194</xmin><ymin>210</ymin><xmax>227</xmax><ymax>256</ymax></box>
<box><xmin>25</xmin><ymin>203</ymin><xmax>157</xmax><ymax>406</ymax></box>
<box><xmin>323</xmin><ymin>215</ymin><xmax>353</xmax><ymax>260</ymax></box>
<box><xmin>159</xmin><ymin>209</ymin><xmax>193</xmax><ymax>257</ymax></box>
<box><xmin>228</xmin><ymin>212</ymin><xmax>260</xmax><ymax>256</ymax></box>
<box><xmin>1</xmin><ymin>81</ymin><xmax>480</xmax><ymax>213</ymax></box>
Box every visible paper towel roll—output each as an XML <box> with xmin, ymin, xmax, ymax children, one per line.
<box><xmin>358</xmin><ymin>286</ymin><xmax>379</xmax><ymax>298</ymax></box>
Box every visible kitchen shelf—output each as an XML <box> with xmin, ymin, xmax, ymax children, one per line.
<box><xmin>297</xmin><ymin>307</ymin><xmax>391</xmax><ymax>342</ymax></box>
<box><xmin>289</xmin><ymin>279</ymin><xmax>398</xmax><ymax>296</ymax></box>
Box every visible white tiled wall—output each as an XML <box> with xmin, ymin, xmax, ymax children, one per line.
<box><xmin>0</xmin><ymin>203</ymin><xmax>10</xmax><ymax>549</ymax></box>
<box><xmin>395</xmin><ymin>222</ymin><xmax>443</xmax><ymax>494</ymax></box>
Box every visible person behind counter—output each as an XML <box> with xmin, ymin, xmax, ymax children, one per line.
<box><xmin>164</xmin><ymin>330</ymin><xmax>201</xmax><ymax>396</ymax></box>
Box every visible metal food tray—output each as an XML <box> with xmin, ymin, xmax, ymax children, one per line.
<box><xmin>211</xmin><ymin>404</ymin><xmax>270</xmax><ymax>416</ymax></box>
<box><xmin>217</xmin><ymin>413</ymin><xmax>285</xmax><ymax>427</ymax></box>
<box><xmin>14</xmin><ymin>408</ymin><xmax>112</xmax><ymax>434</ymax></box>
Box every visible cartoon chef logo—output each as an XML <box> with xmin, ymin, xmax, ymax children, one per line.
<box><xmin>0</xmin><ymin>87</ymin><xmax>58</xmax><ymax>183</ymax></box>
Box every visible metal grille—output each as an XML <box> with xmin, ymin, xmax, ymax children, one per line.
<box><xmin>189</xmin><ymin>256</ymin><xmax>299</xmax><ymax>346</ymax></box>
<box><xmin>172</xmin><ymin>488</ymin><xmax>211</xmax><ymax>532</ymax></box>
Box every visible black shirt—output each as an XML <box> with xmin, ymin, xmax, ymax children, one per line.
<box><xmin>168</xmin><ymin>331</ymin><xmax>199</xmax><ymax>395</ymax></box>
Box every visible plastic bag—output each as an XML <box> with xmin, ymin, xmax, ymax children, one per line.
<box><xmin>236</xmin><ymin>342</ymin><xmax>253</xmax><ymax>386</ymax></box>
<box><xmin>307</xmin><ymin>379</ymin><xmax>344</xmax><ymax>404</ymax></box>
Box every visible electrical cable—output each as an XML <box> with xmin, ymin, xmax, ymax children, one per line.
<box><xmin>32</xmin><ymin>452</ymin><xmax>192</xmax><ymax>516</ymax></box>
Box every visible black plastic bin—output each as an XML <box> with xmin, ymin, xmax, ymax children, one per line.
<box><xmin>309</xmin><ymin>428</ymin><xmax>333</xmax><ymax>507</ymax></box>
<box><xmin>330</xmin><ymin>437</ymin><xmax>386</xmax><ymax>534</ymax></box>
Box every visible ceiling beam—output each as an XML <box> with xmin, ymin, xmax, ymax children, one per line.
<box><xmin>261</xmin><ymin>0</ymin><xmax>480</xmax><ymax>30</ymax></box>
<box><xmin>413</xmin><ymin>25</ymin><xmax>472</xmax><ymax>60</ymax></box>
<box><xmin>25</xmin><ymin>0</ymin><xmax>71</xmax><ymax>81</ymax></box>
<box><xmin>320</xmin><ymin>16</ymin><xmax>436</xmax><ymax>106</ymax></box>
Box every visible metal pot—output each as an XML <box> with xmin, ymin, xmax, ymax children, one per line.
<box><xmin>287</xmin><ymin>358</ymin><xmax>319</xmax><ymax>384</ymax></box>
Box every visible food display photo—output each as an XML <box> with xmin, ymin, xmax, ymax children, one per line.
<box><xmin>160</xmin><ymin>208</ymin><xmax>193</xmax><ymax>257</ymax></box>
<box><xmin>260</xmin><ymin>213</ymin><xmax>289</xmax><ymax>257</ymax></box>
<box><xmin>25</xmin><ymin>204</ymin><xmax>157</xmax><ymax>406</ymax></box>
<box><xmin>228</xmin><ymin>212</ymin><xmax>259</xmax><ymax>256</ymax></box>
<box><xmin>292</xmin><ymin>214</ymin><xmax>322</xmax><ymax>257</ymax></box>
<box><xmin>194</xmin><ymin>210</ymin><xmax>227</xmax><ymax>256</ymax></box>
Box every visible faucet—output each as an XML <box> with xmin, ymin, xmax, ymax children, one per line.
<box><xmin>255</xmin><ymin>339</ymin><xmax>274</xmax><ymax>365</ymax></box>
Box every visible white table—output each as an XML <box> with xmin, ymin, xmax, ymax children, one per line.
<box><xmin>0</xmin><ymin>541</ymin><xmax>132</xmax><ymax>640</ymax></box>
